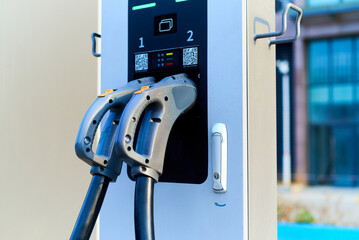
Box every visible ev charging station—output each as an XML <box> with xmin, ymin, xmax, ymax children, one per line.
<box><xmin>71</xmin><ymin>0</ymin><xmax>302</xmax><ymax>240</ymax></box>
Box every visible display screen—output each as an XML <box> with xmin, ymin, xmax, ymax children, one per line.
<box><xmin>154</xmin><ymin>13</ymin><xmax>177</xmax><ymax>35</ymax></box>
<box><xmin>134</xmin><ymin>47</ymin><xmax>199</xmax><ymax>73</ymax></box>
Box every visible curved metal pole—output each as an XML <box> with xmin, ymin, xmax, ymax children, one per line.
<box><xmin>254</xmin><ymin>3</ymin><xmax>303</xmax><ymax>46</ymax></box>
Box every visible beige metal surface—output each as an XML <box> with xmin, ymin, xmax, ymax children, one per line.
<box><xmin>0</xmin><ymin>0</ymin><xmax>98</xmax><ymax>239</ymax></box>
<box><xmin>246</xmin><ymin>0</ymin><xmax>277</xmax><ymax>239</ymax></box>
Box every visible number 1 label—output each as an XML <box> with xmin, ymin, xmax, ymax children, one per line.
<box><xmin>139</xmin><ymin>37</ymin><xmax>145</xmax><ymax>48</ymax></box>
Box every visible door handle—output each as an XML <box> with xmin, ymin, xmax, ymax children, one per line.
<box><xmin>211</xmin><ymin>123</ymin><xmax>228</xmax><ymax>193</ymax></box>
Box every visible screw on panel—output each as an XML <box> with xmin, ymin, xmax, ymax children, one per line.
<box><xmin>84</xmin><ymin>137</ymin><xmax>91</xmax><ymax>145</ymax></box>
<box><xmin>125</xmin><ymin>135</ymin><xmax>132</xmax><ymax>143</ymax></box>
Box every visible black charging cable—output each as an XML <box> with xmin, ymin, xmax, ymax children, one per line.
<box><xmin>70</xmin><ymin>174</ymin><xmax>110</xmax><ymax>240</ymax></box>
<box><xmin>134</xmin><ymin>175</ymin><xmax>155</xmax><ymax>240</ymax></box>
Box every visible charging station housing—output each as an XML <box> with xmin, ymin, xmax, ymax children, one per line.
<box><xmin>99</xmin><ymin>0</ymin><xmax>277</xmax><ymax>239</ymax></box>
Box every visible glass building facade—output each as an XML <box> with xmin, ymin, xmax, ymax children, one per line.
<box><xmin>276</xmin><ymin>44</ymin><xmax>296</xmax><ymax>181</ymax></box>
<box><xmin>308</xmin><ymin>36</ymin><xmax>359</xmax><ymax>186</ymax></box>
<box><xmin>307</xmin><ymin>0</ymin><xmax>359</xmax><ymax>7</ymax></box>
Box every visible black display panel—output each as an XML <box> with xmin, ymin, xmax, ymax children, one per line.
<box><xmin>128</xmin><ymin>0</ymin><xmax>207</xmax><ymax>184</ymax></box>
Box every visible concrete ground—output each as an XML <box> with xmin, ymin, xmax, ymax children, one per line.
<box><xmin>278</xmin><ymin>185</ymin><xmax>359</xmax><ymax>226</ymax></box>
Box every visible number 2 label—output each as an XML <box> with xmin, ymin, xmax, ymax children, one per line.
<box><xmin>187</xmin><ymin>30</ymin><xmax>194</xmax><ymax>42</ymax></box>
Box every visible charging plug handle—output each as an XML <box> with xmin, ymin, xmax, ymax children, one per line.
<box><xmin>115</xmin><ymin>73</ymin><xmax>197</xmax><ymax>181</ymax></box>
<box><xmin>75</xmin><ymin>77</ymin><xmax>155</xmax><ymax>181</ymax></box>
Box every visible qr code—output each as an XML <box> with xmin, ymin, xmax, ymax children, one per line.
<box><xmin>135</xmin><ymin>53</ymin><xmax>148</xmax><ymax>72</ymax></box>
<box><xmin>183</xmin><ymin>47</ymin><xmax>198</xmax><ymax>66</ymax></box>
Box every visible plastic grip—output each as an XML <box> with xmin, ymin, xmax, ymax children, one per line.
<box><xmin>115</xmin><ymin>74</ymin><xmax>197</xmax><ymax>180</ymax></box>
<box><xmin>75</xmin><ymin>77</ymin><xmax>155</xmax><ymax>169</ymax></box>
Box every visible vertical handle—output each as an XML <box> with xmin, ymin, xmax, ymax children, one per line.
<box><xmin>211</xmin><ymin>123</ymin><xmax>228</xmax><ymax>193</ymax></box>
<box><xmin>91</xmin><ymin>32</ymin><xmax>101</xmax><ymax>57</ymax></box>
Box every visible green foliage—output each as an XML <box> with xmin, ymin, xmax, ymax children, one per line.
<box><xmin>295</xmin><ymin>209</ymin><xmax>315</xmax><ymax>223</ymax></box>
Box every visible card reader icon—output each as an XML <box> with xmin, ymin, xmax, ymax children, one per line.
<box><xmin>159</xmin><ymin>18</ymin><xmax>173</xmax><ymax>32</ymax></box>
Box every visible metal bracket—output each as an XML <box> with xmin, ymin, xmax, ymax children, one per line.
<box><xmin>254</xmin><ymin>3</ymin><xmax>303</xmax><ymax>46</ymax></box>
<box><xmin>91</xmin><ymin>32</ymin><xmax>101</xmax><ymax>57</ymax></box>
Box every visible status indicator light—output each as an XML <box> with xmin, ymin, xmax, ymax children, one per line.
<box><xmin>132</xmin><ymin>3</ymin><xmax>156</xmax><ymax>11</ymax></box>
<box><xmin>166</xmin><ymin>63</ymin><xmax>174</xmax><ymax>66</ymax></box>
<box><xmin>175</xmin><ymin>0</ymin><xmax>189</xmax><ymax>2</ymax></box>
<box><xmin>166</xmin><ymin>52</ymin><xmax>174</xmax><ymax>56</ymax></box>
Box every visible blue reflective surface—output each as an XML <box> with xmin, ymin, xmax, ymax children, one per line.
<box><xmin>308</xmin><ymin>37</ymin><xmax>358</xmax><ymax>123</ymax></box>
<box><xmin>278</xmin><ymin>222</ymin><xmax>359</xmax><ymax>240</ymax></box>
<box><xmin>307</xmin><ymin>0</ymin><xmax>359</xmax><ymax>8</ymax></box>
<box><xmin>307</xmin><ymin>36</ymin><xmax>359</xmax><ymax>186</ymax></box>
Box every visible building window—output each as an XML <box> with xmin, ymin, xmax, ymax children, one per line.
<box><xmin>308</xmin><ymin>36</ymin><xmax>359</xmax><ymax>186</ymax></box>
<box><xmin>307</xmin><ymin>0</ymin><xmax>359</xmax><ymax>8</ymax></box>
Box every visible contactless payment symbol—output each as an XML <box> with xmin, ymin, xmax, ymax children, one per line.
<box><xmin>159</xmin><ymin>19</ymin><xmax>173</xmax><ymax>32</ymax></box>
<box><xmin>154</xmin><ymin>13</ymin><xmax>177</xmax><ymax>35</ymax></box>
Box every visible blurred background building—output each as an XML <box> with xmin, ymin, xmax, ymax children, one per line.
<box><xmin>276</xmin><ymin>0</ymin><xmax>359</xmax><ymax>187</ymax></box>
